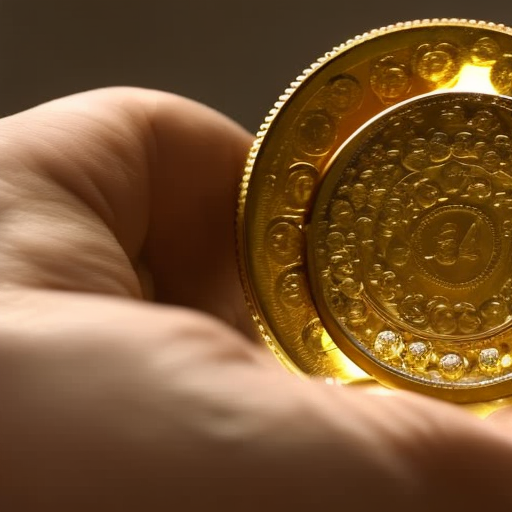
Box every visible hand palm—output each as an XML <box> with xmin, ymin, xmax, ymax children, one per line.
<box><xmin>1</xmin><ymin>88</ymin><xmax>511</xmax><ymax>511</ymax></box>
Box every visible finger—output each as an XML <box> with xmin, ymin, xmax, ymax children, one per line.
<box><xmin>0</xmin><ymin>87</ymin><xmax>253</xmax><ymax>333</ymax></box>
<box><xmin>485</xmin><ymin>404</ymin><xmax>512</xmax><ymax>427</ymax></box>
<box><xmin>0</xmin><ymin>289</ymin><xmax>266</xmax><ymax>510</ymax></box>
<box><xmin>4</xmin><ymin>90</ymin><xmax>512</xmax><ymax>510</ymax></box>
<box><xmin>2</xmin><ymin>288</ymin><xmax>512</xmax><ymax>510</ymax></box>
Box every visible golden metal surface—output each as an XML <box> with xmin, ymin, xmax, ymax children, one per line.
<box><xmin>237</xmin><ymin>19</ymin><xmax>512</xmax><ymax>406</ymax></box>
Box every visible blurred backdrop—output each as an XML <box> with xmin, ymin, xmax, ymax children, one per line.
<box><xmin>1</xmin><ymin>0</ymin><xmax>512</xmax><ymax>132</ymax></box>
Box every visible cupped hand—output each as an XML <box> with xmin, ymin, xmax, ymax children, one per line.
<box><xmin>0</xmin><ymin>88</ymin><xmax>511</xmax><ymax>511</ymax></box>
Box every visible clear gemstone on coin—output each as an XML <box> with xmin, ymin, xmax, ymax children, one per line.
<box><xmin>405</xmin><ymin>341</ymin><xmax>433</xmax><ymax>370</ymax></box>
<box><xmin>373</xmin><ymin>330</ymin><xmax>404</xmax><ymax>360</ymax></box>
<box><xmin>439</xmin><ymin>353</ymin><xmax>465</xmax><ymax>380</ymax></box>
<box><xmin>479</xmin><ymin>347</ymin><xmax>501</xmax><ymax>375</ymax></box>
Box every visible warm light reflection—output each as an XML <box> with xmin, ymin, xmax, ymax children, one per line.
<box><xmin>321</xmin><ymin>329</ymin><xmax>337</xmax><ymax>351</ymax></box>
<box><xmin>463</xmin><ymin>396</ymin><xmax>512</xmax><ymax>418</ymax></box>
<box><xmin>451</xmin><ymin>64</ymin><xmax>497</xmax><ymax>94</ymax></box>
<box><xmin>324</xmin><ymin>336</ymin><xmax>373</xmax><ymax>385</ymax></box>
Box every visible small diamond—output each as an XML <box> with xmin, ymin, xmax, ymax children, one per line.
<box><xmin>409</xmin><ymin>342</ymin><xmax>427</xmax><ymax>356</ymax></box>
<box><xmin>439</xmin><ymin>353</ymin><xmax>465</xmax><ymax>380</ymax></box>
<box><xmin>441</xmin><ymin>353</ymin><xmax>462</xmax><ymax>370</ymax></box>
<box><xmin>479</xmin><ymin>348</ymin><xmax>501</xmax><ymax>375</ymax></box>
<box><xmin>374</xmin><ymin>330</ymin><xmax>404</xmax><ymax>361</ymax></box>
<box><xmin>405</xmin><ymin>341</ymin><xmax>432</xmax><ymax>370</ymax></box>
<box><xmin>375</xmin><ymin>330</ymin><xmax>396</xmax><ymax>345</ymax></box>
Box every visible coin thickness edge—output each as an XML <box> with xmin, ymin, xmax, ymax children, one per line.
<box><xmin>236</xmin><ymin>18</ymin><xmax>512</xmax><ymax>409</ymax></box>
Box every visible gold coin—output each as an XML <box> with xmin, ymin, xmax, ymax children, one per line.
<box><xmin>237</xmin><ymin>19</ymin><xmax>512</xmax><ymax>407</ymax></box>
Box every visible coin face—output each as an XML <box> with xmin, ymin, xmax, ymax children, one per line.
<box><xmin>237</xmin><ymin>19</ymin><xmax>512</xmax><ymax>402</ymax></box>
<box><xmin>308</xmin><ymin>92</ymin><xmax>512</xmax><ymax>399</ymax></box>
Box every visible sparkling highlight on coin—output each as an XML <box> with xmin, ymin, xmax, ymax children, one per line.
<box><xmin>479</xmin><ymin>347</ymin><xmax>501</xmax><ymax>375</ymax></box>
<box><xmin>439</xmin><ymin>353</ymin><xmax>466</xmax><ymax>380</ymax></box>
<box><xmin>374</xmin><ymin>331</ymin><xmax>404</xmax><ymax>360</ymax></box>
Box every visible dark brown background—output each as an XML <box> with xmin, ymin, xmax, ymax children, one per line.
<box><xmin>1</xmin><ymin>0</ymin><xmax>512</xmax><ymax>132</ymax></box>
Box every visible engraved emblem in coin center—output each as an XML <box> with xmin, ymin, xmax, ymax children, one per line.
<box><xmin>412</xmin><ymin>206</ymin><xmax>496</xmax><ymax>286</ymax></box>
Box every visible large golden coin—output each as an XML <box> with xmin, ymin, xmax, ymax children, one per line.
<box><xmin>237</xmin><ymin>19</ymin><xmax>512</xmax><ymax>409</ymax></box>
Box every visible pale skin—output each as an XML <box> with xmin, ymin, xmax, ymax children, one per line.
<box><xmin>1</xmin><ymin>87</ymin><xmax>512</xmax><ymax>511</ymax></box>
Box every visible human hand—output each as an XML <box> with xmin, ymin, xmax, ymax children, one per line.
<box><xmin>1</xmin><ymin>87</ymin><xmax>511</xmax><ymax>511</ymax></box>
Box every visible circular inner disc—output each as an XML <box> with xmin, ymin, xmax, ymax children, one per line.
<box><xmin>308</xmin><ymin>91</ymin><xmax>512</xmax><ymax>399</ymax></box>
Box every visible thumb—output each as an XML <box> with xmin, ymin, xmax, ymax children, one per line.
<box><xmin>0</xmin><ymin>87</ymin><xmax>253</xmax><ymax>332</ymax></box>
